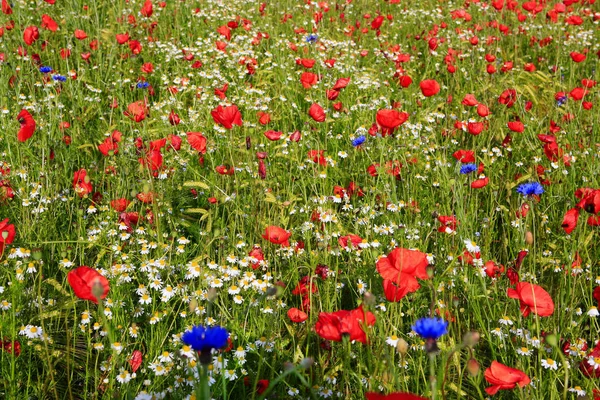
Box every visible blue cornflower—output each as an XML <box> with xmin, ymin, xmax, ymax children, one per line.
<box><xmin>516</xmin><ymin>182</ymin><xmax>544</xmax><ymax>197</ymax></box>
<box><xmin>39</xmin><ymin>66</ymin><xmax>52</xmax><ymax>73</ymax></box>
<box><xmin>556</xmin><ymin>96</ymin><xmax>567</xmax><ymax>107</ymax></box>
<box><xmin>52</xmin><ymin>74</ymin><xmax>67</xmax><ymax>82</ymax></box>
<box><xmin>351</xmin><ymin>135</ymin><xmax>366</xmax><ymax>147</ymax></box>
<box><xmin>182</xmin><ymin>325</ymin><xmax>229</xmax><ymax>355</ymax></box>
<box><xmin>136</xmin><ymin>81</ymin><xmax>150</xmax><ymax>89</ymax></box>
<box><xmin>306</xmin><ymin>34</ymin><xmax>318</xmax><ymax>44</ymax></box>
<box><xmin>460</xmin><ymin>163</ymin><xmax>477</xmax><ymax>174</ymax></box>
<box><xmin>412</xmin><ymin>317</ymin><xmax>448</xmax><ymax>340</ymax></box>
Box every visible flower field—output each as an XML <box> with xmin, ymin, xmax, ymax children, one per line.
<box><xmin>0</xmin><ymin>0</ymin><xmax>599</xmax><ymax>398</ymax></box>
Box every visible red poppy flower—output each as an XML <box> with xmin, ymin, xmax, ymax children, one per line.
<box><xmin>580</xmin><ymin>341</ymin><xmax>600</xmax><ymax>378</ymax></box>
<box><xmin>257</xmin><ymin>111</ymin><xmax>271</xmax><ymax>125</ymax></box>
<box><xmin>332</xmin><ymin>77</ymin><xmax>350</xmax><ymax>90</ymax></box>
<box><xmin>215</xmin><ymin>165</ymin><xmax>234</xmax><ymax>175</ymax></box>
<box><xmin>300</xmin><ymin>72</ymin><xmax>319</xmax><ymax>88</ymax></box>
<box><xmin>186</xmin><ymin>132</ymin><xmax>207</xmax><ymax>154</ymax></box>
<box><xmin>461</xmin><ymin>94</ymin><xmax>478</xmax><ymax>106</ymax></box>
<box><xmin>376</xmin><ymin>109</ymin><xmax>408</xmax><ymax>135</ymax></box>
<box><xmin>338</xmin><ymin>234</ymin><xmax>363</xmax><ymax>249</ymax></box>
<box><xmin>570</xmin><ymin>52</ymin><xmax>586</xmax><ymax>63</ymax></box>
<box><xmin>467</xmin><ymin>121</ymin><xmax>485</xmax><ymax>135</ymax></box>
<box><xmin>23</xmin><ymin>26</ymin><xmax>39</xmax><ymax>46</ymax></box>
<box><xmin>471</xmin><ymin>176</ymin><xmax>489</xmax><ymax>189</ymax></box>
<box><xmin>73</xmin><ymin>169</ymin><xmax>93</xmax><ymax>197</ymax></box>
<box><xmin>419</xmin><ymin>79</ymin><xmax>440</xmax><ymax>97</ymax></box>
<box><xmin>211</xmin><ymin>105</ymin><xmax>243</xmax><ymax>129</ymax></box>
<box><xmin>437</xmin><ymin>215</ymin><xmax>457</xmax><ymax>233</ymax></box>
<box><xmin>67</xmin><ymin>266</ymin><xmax>110</xmax><ymax>304</ymax></box>
<box><xmin>366</xmin><ymin>392</ymin><xmax>427</xmax><ymax>400</ymax></box>
<box><xmin>296</xmin><ymin>58</ymin><xmax>315</xmax><ymax>68</ymax></box>
<box><xmin>561</xmin><ymin>208</ymin><xmax>580</xmax><ymax>234</ymax></box>
<box><xmin>262</xmin><ymin>226</ymin><xmax>291</xmax><ymax>247</ymax></box>
<box><xmin>507</xmin><ymin>282</ymin><xmax>554</xmax><ymax>317</ymax></box>
<box><xmin>110</xmin><ymin>198</ymin><xmax>130</xmax><ymax>212</ymax></box>
<box><xmin>124</xmin><ymin>101</ymin><xmax>149</xmax><ymax>122</ymax></box>
<box><xmin>140</xmin><ymin>0</ymin><xmax>153</xmax><ymax>17</ymax></box>
<box><xmin>507</xmin><ymin>121</ymin><xmax>524</xmax><ymax>133</ymax></box>
<box><xmin>41</xmin><ymin>14</ymin><xmax>58</xmax><ymax>31</ymax></box>
<box><xmin>498</xmin><ymin>89</ymin><xmax>517</xmax><ymax>107</ymax></box>
<box><xmin>128</xmin><ymin>350</ymin><xmax>143</xmax><ymax>373</ymax></box>
<box><xmin>484</xmin><ymin>361</ymin><xmax>530</xmax><ymax>395</ymax></box>
<box><xmin>2</xmin><ymin>0</ymin><xmax>12</xmax><ymax>14</ymax></box>
<box><xmin>264</xmin><ymin>130</ymin><xmax>282</xmax><ymax>141</ymax></box>
<box><xmin>308</xmin><ymin>103</ymin><xmax>326</xmax><ymax>122</ymax></box>
<box><xmin>0</xmin><ymin>218</ymin><xmax>16</xmax><ymax>255</ymax></box>
<box><xmin>452</xmin><ymin>150</ymin><xmax>475</xmax><ymax>163</ymax></box>
<box><xmin>287</xmin><ymin>307</ymin><xmax>308</xmax><ymax>323</ymax></box>
<box><xmin>315</xmin><ymin>305</ymin><xmax>376</xmax><ymax>343</ymax></box>
<box><xmin>16</xmin><ymin>109</ymin><xmax>36</xmax><ymax>142</ymax></box>
<box><xmin>376</xmin><ymin>247</ymin><xmax>429</xmax><ymax>291</ymax></box>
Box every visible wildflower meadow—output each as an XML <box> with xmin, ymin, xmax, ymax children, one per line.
<box><xmin>0</xmin><ymin>0</ymin><xmax>599</xmax><ymax>398</ymax></box>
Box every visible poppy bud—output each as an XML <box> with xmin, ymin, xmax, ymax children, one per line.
<box><xmin>467</xmin><ymin>358</ymin><xmax>480</xmax><ymax>376</ymax></box>
<box><xmin>246</xmin><ymin>136</ymin><xmax>251</xmax><ymax>150</ymax></box>
<box><xmin>525</xmin><ymin>231</ymin><xmax>533</xmax><ymax>245</ymax></box>
<box><xmin>462</xmin><ymin>331</ymin><xmax>480</xmax><ymax>348</ymax></box>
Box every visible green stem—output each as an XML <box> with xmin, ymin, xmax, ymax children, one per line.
<box><xmin>430</xmin><ymin>352</ymin><xmax>437</xmax><ymax>400</ymax></box>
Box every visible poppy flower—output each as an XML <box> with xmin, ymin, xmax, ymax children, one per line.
<box><xmin>376</xmin><ymin>109</ymin><xmax>408</xmax><ymax>135</ymax></box>
<box><xmin>287</xmin><ymin>307</ymin><xmax>308</xmax><ymax>323</ymax></box>
<box><xmin>498</xmin><ymin>88</ymin><xmax>517</xmax><ymax>107</ymax></box>
<box><xmin>2</xmin><ymin>0</ymin><xmax>12</xmax><ymax>14</ymax></box>
<box><xmin>0</xmin><ymin>218</ymin><xmax>16</xmax><ymax>255</ymax></box>
<box><xmin>73</xmin><ymin>169</ymin><xmax>93</xmax><ymax>197</ymax></box>
<box><xmin>128</xmin><ymin>350</ymin><xmax>143</xmax><ymax>373</ymax></box>
<box><xmin>338</xmin><ymin>234</ymin><xmax>363</xmax><ymax>249</ymax></box>
<box><xmin>308</xmin><ymin>103</ymin><xmax>326</xmax><ymax>122</ymax></box>
<box><xmin>211</xmin><ymin>105</ymin><xmax>242</xmax><ymax>129</ymax></box>
<box><xmin>124</xmin><ymin>101</ymin><xmax>149</xmax><ymax>122</ymax></box>
<box><xmin>461</xmin><ymin>94</ymin><xmax>478</xmax><ymax>106</ymax></box>
<box><xmin>16</xmin><ymin>109</ymin><xmax>36</xmax><ymax>142</ymax></box>
<box><xmin>257</xmin><ymin>111</ymin><xmax>271</xmax><ymax>125</ymax></box>
<box><xmin>264</xmin><ymin>130</ymin><xmax>282</xmax><ymax>141</ymax></box>
<box><xmin>110</xmin><ymin>198</ymin><xmax>130</xmax><ymax>212</ymax></box>
<box><xmin>452</xmin><ymin>150</ymin><xmax>475</xmax><ymax>163</ymax></box>
<box><xmin>383</xmin><ymin>279</ymin><xmax>414</xmax><ymax>302</ymax></box>
<box><xmin>507</xmin><ymin>282</ymin><xmax>554</xmax><ymax>317</ymax></box>
<box><xmin>67</xmin><ymin>266</ymin><xmax>110</xmax><ymax>303</ymax></box>
<box><xmin>315</xmin><ymin>305</ymin><xmax>376</xmax><ymax>343</ymax></box>
<box><xmin>366</xmin><ymin>393</ymin><xmax>427</xmax><ymax>400</ymax></box>
<box><xmin>186</xmin><ymin>132</ymin><xmax>207</xmax><ymax>154</ymax></box>
<box><xmin>471</xmin><ymin>176</ymin><xmax>489</xmax><ymax>189</ymax></box>
<box><xmin>507</xmin><ymin>121</ymin><xmax>524</xmax><ymax>133</ymax></box>
<box><xmin>419</xmin><ymin>79</ymin><xmax>440</xmax><ymax>97</ymax></box>
<box><xmin>41</xmin><ymin>14</ymin><xmax>58</xmax><ymax>31</ymax></box>
<box><xmin>262</xmin><ymin>226</ymin><xmax>291</xmax><ymax>247</ymax></box>
<box><xmin>332</xmin><ymin>77</ymin><xmax>350</xmax><ymax>90</ymax></box>
<box><xmin>300</xmin><ymin>72</ymin><xmax>319</xmax><ymax>88</ymax></box>
<box><xmin>23</xmin><ymin>26</ymin><xmax>39</xmax><ymax>46</ymax></box>
<box><xmin>140</xmin><ymin>0</ymin><xmax>153</xmax><ymax>17</ymax></box>
<box><xmin>484</xmin><ymin>361</ymin><xmax>530</xmax><ymax>395</ymax></box>
<box><xmin>376</xmin><ymin>247</ymin><xmax>430</xmax><ymax>292</ymax></box>
<box><xmin>561</xmin><ymin>208</ymin><xmax>580</xmax><ymax>234</ymax></box>
<box><xmin>580</xmin><ymin>341</ymin><xmax>600</xmax><ymax>378</ymax></box>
